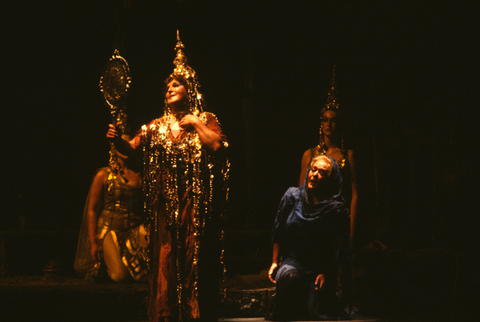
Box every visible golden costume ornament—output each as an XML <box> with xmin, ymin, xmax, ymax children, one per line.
<box><xmin>99</xmin><ymin>49</ymin><xmax>132</xmax><ymax>174</ymax></box>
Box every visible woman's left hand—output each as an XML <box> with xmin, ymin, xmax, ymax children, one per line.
<box><xmin>178</xmin><ymin>113</ymin><xmax>223</xmax><ymax>152</ymax></box>
<box><xmin>314</xmin><ymin>274</ymin><xmax>326</xmax><ymax>290</ymax></box>
<box><xmin>178</xmin><ymin>114</ymin><xmax>200</xmax><ymax>131</ymax></box>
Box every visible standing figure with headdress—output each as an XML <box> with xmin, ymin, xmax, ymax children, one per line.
<box><xmin>107</xmin><ymin>32</ymin><xmax>229</xmax><ymax>322</ymax></box>
<box><xmin>297</xmin><ymin>67</ymin><xmax>358</xmax><ymax>316</ymax></box>
<box><xmin>298</xmin><ymin>67</ymin><xmax>357</xmax><ymax>240</ymax></box>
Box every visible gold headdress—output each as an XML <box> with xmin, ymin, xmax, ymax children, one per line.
<box><xmin>321</xmin><ymin>65</ymin><xmax>339</xmax><ymax>114</ymax></box>
<box><xmin>317</xmin><ymin>65</ymin><xmax>346</xmax><ymax>168</ymax></box>
<box><xmin>166</xmin><ymin>30</ymin><xmax>205</xmax><ymax>115</ymax></box>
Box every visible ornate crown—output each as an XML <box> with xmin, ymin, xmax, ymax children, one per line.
<box><xmin>321</xmin><ymin>65</ymin><xmax>339</xmax><ymax>113</ymax></box>
<box><xmin>167</xmin><ymin>30</ymin><xmax>205</xmax><ymax>114</ymax></box>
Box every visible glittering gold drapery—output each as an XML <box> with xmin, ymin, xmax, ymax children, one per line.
<box><xmin>143</xmin><ymin>112</ymin><xmax>229</xmax><ymax>320</ymax></box>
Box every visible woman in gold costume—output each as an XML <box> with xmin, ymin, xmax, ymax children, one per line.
<box><xmin>107</xmin><ymin>34</ymin><xmax>229</xmax><ymax>322</ymax></box>
<box><xmin>74</xmin><ymin>146</ymin><xmax>148</xmax><ymax>283</ymax></box>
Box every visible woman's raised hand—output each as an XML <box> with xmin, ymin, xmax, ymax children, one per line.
<box><xmin>106</xmin><ymin>124</ymin><xmax>119</xmax><ymax>139</ymax></box>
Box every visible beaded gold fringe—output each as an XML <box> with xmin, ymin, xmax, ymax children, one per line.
<box><xmin>142</xmin><ymin>112</ymin><xmax>229</xmax><ymax>319</ymax></box>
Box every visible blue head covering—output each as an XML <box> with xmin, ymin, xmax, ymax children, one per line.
<box><xmin>300</xmin><ymin>155</ymin><xmax>345</xmax><ymax>219</ymax></box>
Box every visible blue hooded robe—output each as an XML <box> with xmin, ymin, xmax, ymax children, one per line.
<box><xmin>270</xmin><ymin>156</ymin><xmax>350</xmax><ymax>320</ymax></box>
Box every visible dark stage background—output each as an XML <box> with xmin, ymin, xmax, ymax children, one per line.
<box><xmin>1</xmin><ymin>0</ymin><xmax>478</xmax><ymax>316</ymax></box>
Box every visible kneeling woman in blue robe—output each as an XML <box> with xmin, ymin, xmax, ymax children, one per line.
<box><xmin>268</xmin><ymin>155</ymin><xmax>350</xmax><ymax>321</ymax></box>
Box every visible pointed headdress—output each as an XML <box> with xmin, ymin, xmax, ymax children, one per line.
<box><xmin>321</xmin><ymin>65</ymin><xmax>340</xmax><ymax>114</ymax></box>
<box><xmin>165</xmin><ymin>30</ymin><xmax>205</xmax><ymax>115</ymax></box>
<box><xmin>317</xmin><ymin>65</ymin><xmax>345</xmax><ymax>166</ymax></box>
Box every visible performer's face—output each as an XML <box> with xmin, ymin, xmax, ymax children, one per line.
<box><xmin>166</xmin><ymin>79</ymin><xmax>188</xmax><ymax>106</ymax></box>
<box><xmin>321</xmin><ymin>110</ymin><xmax>338</xmax><ymax>136</ymax></box>
<box><xmin>307</xmin><ymin>159</ymin><xmax>331</xmax><ymax>190</ymax></box>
